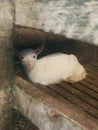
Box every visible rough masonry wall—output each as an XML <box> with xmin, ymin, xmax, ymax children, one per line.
<box><xmin>15</xmin><ymin>0</ymin><xmax>98</xmax><ymax>45</ymax></box>
<box><xmin>0</xmin><ymin>0</ymin><xmax>14</xmax><ymax>129</ymax></box>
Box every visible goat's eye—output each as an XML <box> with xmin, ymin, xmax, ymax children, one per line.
<box><xmin>20</xmin><ymin>56</ymin><xmax>24</xmax><ymax>59</ymax></box>
<box><xmin>33</xmin><ymin>55</ymin><xmax>36</xmax><ymax>58</ymax></box>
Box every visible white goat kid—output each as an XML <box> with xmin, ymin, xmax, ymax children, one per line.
<box><xmin>17</xmin><ymin>45</ymin><xmax>87</xmax><ymax>85</ymax></box>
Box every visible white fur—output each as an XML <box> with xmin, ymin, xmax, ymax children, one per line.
<box><xmin>20</xmin><ymin>51</ymin><xmax>87</xmax><ymax>85</ymax></box>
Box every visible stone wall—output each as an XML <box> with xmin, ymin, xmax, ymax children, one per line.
<box><xmin>15</xmin><ymin>0</ymin><xmax>98</xmax><ymax>45</ymax></box>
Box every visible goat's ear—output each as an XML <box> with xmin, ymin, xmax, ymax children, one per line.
<box><xmin>35</xmin><ymin>44</ymin><xmax>45</xmax><ymax>55</ymax></box>
<box><xmin>14</xmin><ymin>49</ymin><xmax>20</xmax><ymax>57</ymax></box>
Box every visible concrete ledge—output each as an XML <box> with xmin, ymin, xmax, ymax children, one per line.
<box><xmin>13</xmin><ymin>76</ymin><xmax>98</xmax><ymax>130</ymax></box>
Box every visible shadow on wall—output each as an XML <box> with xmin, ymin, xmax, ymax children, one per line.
<box><xmin>14</xmin><ymin>26</ymin><xmax>98</xmax><ymax>64</ymax></box>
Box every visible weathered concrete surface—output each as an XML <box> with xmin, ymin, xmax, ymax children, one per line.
<box><xmin>0</xmin><ymin>1</ymin><xmax>13</xmax><ymax>36</ymax></box>
<box><xmin>13</xmin><ymin>85</ymin><xmax>83</xmax><ymax>130</ymax></box>
<box><xmin>15</xmin><ymin>0</ymin><xmax>98</xmax><ymax>45</ymax></box>
<box><xmin>0</xmin><ymin>89</ymin><xmax>12</xmax><ymax>130</ymax></box>
<box><xmin>0</xmin><ymin>0</ymin><xmax>14</xmax><ymax>129</ymax></box>
<box><xmin>13</xmin><ymin>76</ymin><xmax>98</xmax><ymax>130</ymax></box>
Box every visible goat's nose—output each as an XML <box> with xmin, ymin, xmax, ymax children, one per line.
<box><xmin>26</xmin><ymin>62</ymin><xmax>32</xmax><ymax>66</ymax></box>
<box><xmin>24</xmin><ymin>61</ymin><xmax>31</xmax><ymax>66</ymax></box>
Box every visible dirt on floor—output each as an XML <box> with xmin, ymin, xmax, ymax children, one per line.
<box><xmin>13</xmin><ymin>109</ymin><xmax>39</xmax><ymax>130</ymax></box>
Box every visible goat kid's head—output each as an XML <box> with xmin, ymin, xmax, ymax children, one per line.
<box><xmin>15</xmin><ymin>44</ymin><xmax>44</xmax><ymax>71</ymax></box>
